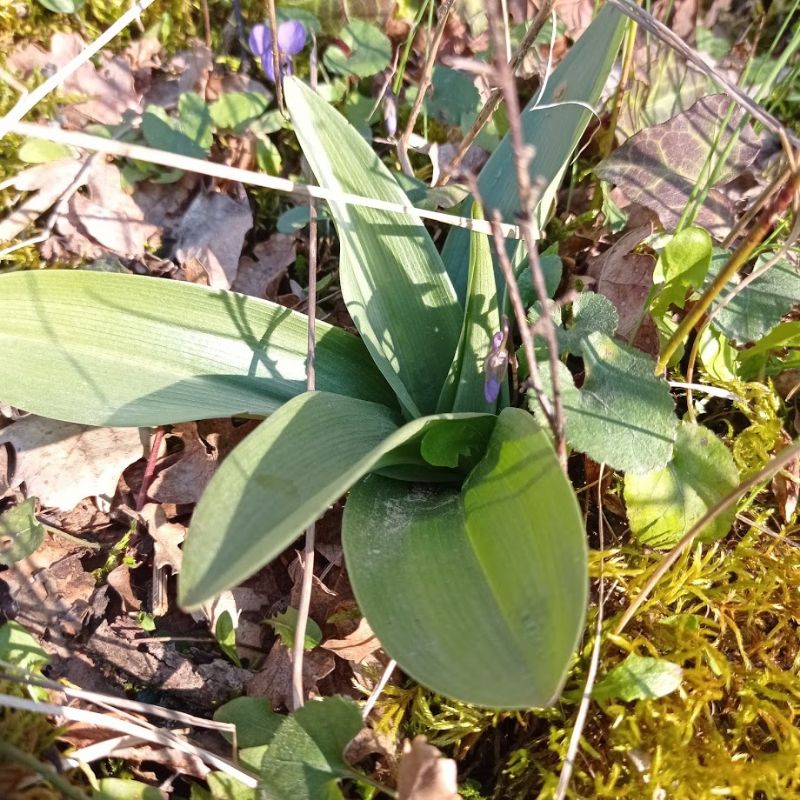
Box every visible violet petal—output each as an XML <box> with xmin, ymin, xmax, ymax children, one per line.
<box><xmin>260</xmin><ymin>53</ymin><xmax>277</xmax><ymax>83</ymax></box>
<box><xmin>484</xmin><ymin>376</ymin><xmax>501</xmax><ymax>404</ymax></box>
<box><xmin>249</xmin><ymin>24</ymin><xmax>272</xmax><ymax>57</ymax></box>
<box><xmin>277</xmin><ymin>19</ymin><xmax>306</xmax><ymax>55</ymax></box>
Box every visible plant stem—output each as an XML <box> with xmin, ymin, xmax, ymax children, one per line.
<box><xmin>266</xmin><ymin>0</ymin><xmax>284</xmax><ymax>114</ymax></box>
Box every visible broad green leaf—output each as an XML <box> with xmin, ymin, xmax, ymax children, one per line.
<box><xmin>215</xmin><ymin>610</ymin><xmax>240</xmax><ymax>666</ymax></box>
<box><xmin>437</xmin><ymin>207</ymin><xmax>500</xmax><ymax>414</ymax></box>
<box><xmin>557</xmin><ymin>291</ymin><xmax>619</xmax><ymax>355</ymax></box>
<box><xmin>624</xmin><ymin>422</ymin><xmax>739</xmax><ymax>548</ymax></box>
<box><xmin>427</xmin><ymin>66</ymin><xmax>480</xmax><ymax>129</ymax></box>
<box><xmin>709</xmin><ymin>252</ymin><xmax>800</xmax><ymax>344</ymax></box>
<box><xmin>0</xmin><ymin>621</ymin><xmax>49</xmax><ymax>672</ymax></box>
<box><xmin>0</xmin><ymin>271</ymin><xmax>394</xmax><ymax>427</ymax></box>
<box><xmin>213</xmin><ymin>696</ymin><xmax>282</xmax><ymax>748</ymax></box>
<box><xmin>180</xmin><ymin>390</ymin><xmax>494</xmax><ymax>608</ymax></box>
<box><xmin>323</xmin><ymin>20</ymin><xmax>391</xmax><ymax>77</ymax></box>
<box><xmin>259</xmin><ymin>696</ymin><xmax>363</xmax><ymax>800</ymax></box>
<box><xmin>419</xmin><ymin>416</ymin><xmax>496</xmax><ymax>470</ymax></box>
<box><xmin>442</xmin><ymin>6</ymin><xmax>626</xmax><ymax>299</ymax></box>
<box><xmin>536</xmin><ymin>332</ymin><xmax>677</xmax><ymax>473</ymax></box>
<box><xmin>142</xmin><ymin>92</ymin><xmax>212</xmax><ymax>158</ymax></box>
<box><xmin>592</xmin><ymin>654</ymin><xmax>682</xmax><ymax>702</ymax></box>
<box><xmin>18</xmin><ymin>139</ymin><xmax>74</xmax><ymax>163</ymax></box>
<box><xmin>267</xmin><ymin>607</ymin><xmax>322</xmax><ymax>650</ymax></box>
<box><xmin>344</xmin><ymin>408</ymin><xmax>587</xmax><ymax>708</ymax></box>
<box><xmin>284</xmin><ymin>77</ymin><xmax>463</xmax><ymax>417</ymax></box>
<box><xmin>209</xmin><ymin>92</ymin><xmax>269</xmax><ymax>132</ymax></box>
<box><xmin>650</xmin><ymin>227</ymin><xmax>713</xmax><ymax>318</ymax></box>
<box><xmin>596</xmin><ymin>95</ymin><xmax>763</xmax><ymax>232</ymax></box>
<box><xmin>0</xmin><ymin>498</ymin><xmax>44</xmax><ymax>566</ymax></box>
<box><xmin>516</xmin><ymin>251</ymin><xmax>563</xmax><ymax>307</ymax></box>
<box><xmin>698</xmin><ymin>325</ymin><xmax>739</xmax><ymax>382</ymax></box>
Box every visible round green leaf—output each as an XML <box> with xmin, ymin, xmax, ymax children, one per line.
<box><xmin>323</xmin><ymin>19</ymin><xmax>391</xmax><ymax>78</ymax></box>
<box><xmin>343</xmin><ymin>408</ymin><xmax>587</xmax><ymax>708</ymax></box>
<box><xmin>624</xmin><ymin>421</ymin><xmax>739</xmax><ymax>548</ymax></box>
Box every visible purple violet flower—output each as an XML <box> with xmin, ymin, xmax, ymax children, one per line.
<box><xmin>484</xmin><ymin>317</ymin><xmax>510</xmax><ymax>403</ymax></box>
<box><xmin>249</xmin><ymin>20</ymin><xmax>306</xmax><ymax>83</ymax></box>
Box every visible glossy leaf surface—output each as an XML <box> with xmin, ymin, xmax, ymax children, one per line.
<box><xmin>343</xmin><ymin>408</ymin><xmax>587</xmax><ymax>708</ymax></box>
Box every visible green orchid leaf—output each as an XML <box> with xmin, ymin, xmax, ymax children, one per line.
<box><xmin>259</xmin><ymin>696</ymin><xmax>363</xmax><ymax>800</ymax></box>
<box><xmin>441</xmin><ymin>6</ymin><xmax>625</xmax><ymax>299</ymax></box>
<box><xmin>284</xmin><ymin>76</ymin><xmax>462</xmax><ymax>418</ymax></box>
<box><xmin>180</xmin><ymin>391</ymin><xmax>494</xmax><ymax>609</ymax></box>
<box><xmin>592</xmin><ymin>654</ymin><xmax>683</xmax><ymax>702</ymax></box>
<box><xmin>437</xmin><ymin>204</ymin><xmax>501</xmax><ymax>414</ymax></box>
<box><xmin>536</xmin><ymin>332</ymin><xmax>677</xmax><ymax>473</ymax></box>
<box><xmin>344</xmin><ymin>408</ymin><xmax>587</xmax><ymax>708</ymax></box>
<box><xmin>624</xmin><ymin>422</ymin><xmax>739</xmax><ymax>548</ymax></box>
<box><xmin>0</xmin><ymin>271</ymin><xmax>394</xmax><ymax>427</ymax></box>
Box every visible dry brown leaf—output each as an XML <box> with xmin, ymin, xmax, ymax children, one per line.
<box><xmin>107</xmin><ymin>563</ymin><xmax>142</xmax><ymax>612</ymax></box>
<box><xmin>144</xmin><ymin>45</ymin><xmax>213</xmax><ymax>107</ymax></box>
<box><xmin>173</xmin><ymin>190</ymin><xmax>253</xmax><ymax>288</ymax></box>
<box><xmin>69</xmin><ymin>161</ymin><xmax>159</xmax><ymax>258</ymax></box>
<box><xmin>398</xmin><ymin>737</ymin><xmax>461</xmax><ymax>800</ymax></box>
<box><xmin>11</xmin><ymin>33</ymin><xmax>139</xmax><ymax>125</ymax></box>
<box><xmin>0</xmin><ymin>417</ymin><xmax>146</xmax><ymax>510</ymax></box>
<box><xmin>148</xmin><ymin>420</ymin><xmax>256</xmax><ymax>505</ymax></box>
<box><xmin>233</xmin><ymin>233</ymin><xmax>296</xmax><ymax>299</ymax></box>
<box><xmin>140</xmin><ymin>503</ymin><xmax>185</xmax><ymax>574</ymax></box>
<box><xmin>247</xmin><ymin>640</ymin><xmax>335</xmax><ymax>709</ymax></box>
<box><xmin>0</xmin><ymin>159</ymin><xmax>86</xmax><ymax>244</ymax></box>
<box><xmin>555</xmin><ymin>0</ymin><xmax>596</xmax><ymax>38</ymax></box>
<box><xmin>322</xmin><ymin>617</ymin><xmax>382</xmax><ymax>664</ymax></box>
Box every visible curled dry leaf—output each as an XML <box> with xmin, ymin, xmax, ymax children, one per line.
<box><xmin>322</xmin><ymin>616</ymin><xmax>382</xmax><ymax>664</ymax></box>
<box><xmin>398</xmin><ymin>736</ymin><xmax>461</xmax><ymax>800</ymax></box>
<box><xmin>233</xmin><ymin>233</ymin><xmax>297</xmax><ymax>300</ymax></box>
<box><xmin>0</xmin><ymin>417</ymin><xmax>146</xmax><ymax>510</ymax></box>
<box><xmin>140</xmin><ymin>503</ymin><xmax>185</xmax><ymax>574</ymax></box>
<box><xmin>172</xmin><ymin>190</ymin><xmax>253</xmax><ymax>289</ymax></box>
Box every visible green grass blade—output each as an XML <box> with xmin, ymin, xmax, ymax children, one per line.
<box><xmin>284</xmin><ymin>77</ymin><xmax>463</xmax><ymax>418</ymax></box>
<box><xmin>179</xmin><ymin>391</ymin><xmax>495</xmax><ymax>609</ymax></box>
<box><xmin>343</xmin><ymin>407</ymin><xmax>587</xmax><ymax>708</ymax></box>
<box><xmin>441</xmin><ymin>6</ymin><xmax>625</xmax><ymax>299</ymax></box>
<box><xmin>0</xmin><ymin>271</ymin><xmax>394</xmax><ymax>426</ymax></box>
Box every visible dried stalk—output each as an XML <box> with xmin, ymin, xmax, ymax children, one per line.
<box><xmin>266</xmin><ymin>0</ymin><xmax>284</xmax><ymax>114</ymax></box>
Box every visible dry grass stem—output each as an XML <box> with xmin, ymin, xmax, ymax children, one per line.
<box><xmin>4</xmin><ymin>121</ymin><xmax>520</xmax><ymax>239</ymax></box>
<box><xmin>266</xmin><ymin>0</ymin><xmax>284</xmax><ymax>114</ymax></box>
<box><xmin>397</xmin><ymin>0</ymin><xmax>455</xmax><ymax>175</ymax></box>
<box><xmin>0</xmin><ymin>0</ymin><xmax>155</xmax><ymax>141</ymax></box>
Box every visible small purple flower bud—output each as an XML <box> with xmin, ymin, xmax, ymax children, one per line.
<box><xmin>484</xmin><ymin>316</ymin><xmax>511</xmax><ymax>405</ymax></box>
<box><xmin>383</xmin><ymin>88</ymin><xmax>397</xmax><ymax>137</ymax></box>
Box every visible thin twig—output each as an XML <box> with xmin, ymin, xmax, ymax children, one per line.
<box><xmin>0</xmin><ymin>694</ymin><xmax>257</xmax><ymax>788</ymax></box>
<box><xmin>0</xmin><ymin>0</ymin><xmax>155</xmax><ymax>141</ymax></box>
<box><xmin>362</xmin><ymin>659</ymin><xmax>397</xmax><ymax>720</ymax></box>
<box><xmin>614</xmin><ymin>438</ymin><xmax>800</xmax><ymax>635</ymax></box>
<box><xmin>488</xmin><ymin>212</ymin><xmax>554</xmax><ymax>428</ymax></box>
<box><xmin>266</xmin><ymin>0</ymin><xmax>284</xmax><ymax>114</ymax></box>
<box><xmin>555</xmin><ymin>464</ymin><xmax>607</xmax><ymax>800</ymax></box>
<box><xmin>397</xmin><ymin>0</ymin><xmax>455</xmax><ymax>176</ymax></box>
<box><xmin>436</xmin><ymin>1</ymin><xmax>553</xmax><ymax>187</ymax></box>
<box><xmin>4</xmin><ymin>121</ymin><xmax>520</xmax><ymax>239</ymax></box>
<box><xmin>291</xmin><ymin>36</ymin><xmax>320</xmax><ymax>713</ymax></box>
<box><xmin>200</xmin><ymin>0</ymin><xmax>212</xmax><ymax>48</ymax></box>
<box><xmin>606</xmin><ymin>0</ymin><xmax>800</xmax><ymax>150</ymax></box>
<box><xmin>486</xmin><ymin>0</ymin><xmax>566</xmax><ymax>468</ymax></box>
